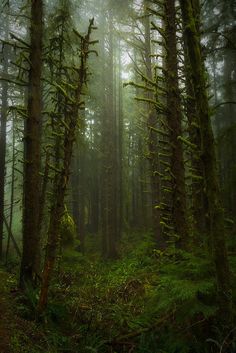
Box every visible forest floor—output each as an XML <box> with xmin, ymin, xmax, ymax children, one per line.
<box><xmin>1</xmin><ymin>234</ymin><xmax>236</xmax><ymax>353</ymax></box>
<box><xmin>0</xmin><ymin>267</ymin><xmax>48</xmax><ymax>353</ymax></box>
<box><xmin>0</xmin><ymin>268</ymin><xmax>15</xmax><ymax>353</ymax></box>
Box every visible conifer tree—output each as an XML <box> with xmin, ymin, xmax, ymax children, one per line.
<box><xmin>20</xmin><ymin>0</ymin><xmax>43</xmax><ymax>287</ymax></box>
<box><xmin>180</xmin><ymin>0</ymin><xmax>232</xmax><ymax>327</ymax></box>
<box><xmin>0</xmin><ymin>33</ymin><xmax>9</xmax><ymax>260</ymax></box>
<box><xmin>38</xmin><ymin>17</ymin><xmax>96</xmax><ymax>313</ymax></box>
<box><xmin>164</xmin><ymin>0</ymin><xmax>188</xmax><ymax>247</ymax></box>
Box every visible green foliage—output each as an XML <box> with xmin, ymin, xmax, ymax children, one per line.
<box><xmin>145</xmin><ymin>250</ymin><xmax>217</xmax><ymax>330</ymax></box>
<box><xmin>59</xmin><ymin>209</ymin><xmax>76</xmax><ymax>247</ymax></box>
<box><xmin>11</xmin><ymin>333</ymin><xmax>44</xmax><ymax>353</ymax></box>
<box><xmin>51</xmin><ymin>234</ymin><xmax>221</xmax><ymax>353</ymax></box>
<box><xmin>11</xmin><ymin>325</ymin><xmax>70</xmax><ymax>353</ymax></box>
<box><xmin>4</xmin><ymin>234</ymin><xmax>235</xmax><ymax>353</ymax></box>
<box><xmin>16</xmin><ymin>283</ymin><xmax>39</xmax><ymax>319</ymax></box>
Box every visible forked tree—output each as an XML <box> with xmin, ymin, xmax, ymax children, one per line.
<box><xmin>37</xmin><ymin>19</ymin><xmax>96</xmax><ymax>313</ymax></box>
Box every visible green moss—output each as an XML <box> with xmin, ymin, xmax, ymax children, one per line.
<box><xmin>59</xmin><ymin>209</ymin><xmax>76</xmax><ymax>247</ymax></box>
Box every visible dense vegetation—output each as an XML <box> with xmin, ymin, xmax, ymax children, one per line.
<box><xmin>0</xmin><ymin>0</ymin><xmax>235</xmax><ymax>352</ymax></box>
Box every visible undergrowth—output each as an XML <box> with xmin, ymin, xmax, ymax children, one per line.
<box><xmin>9</xmin><ymin>233</ymin><xmax>236</xmax><ymax>353</ymax></box>
<box><xmin>49</xmin><ymin>234</ymin><xmax>228</xmax><ymax>352</ymax></box>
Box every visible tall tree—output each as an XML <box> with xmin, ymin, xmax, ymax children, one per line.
<box><xmin>38</xmin><ymin>18</ymin><xmax>95</xmax><ymax>313</ymax></box>
<box><xmin>0</xmin><ymin>4</ymin><xmax>10</xmax><ymax>260</ymax></box>
<box><xmin>164</xmin><ymin>0</ymin><xmax>188</xmax><ymax>247</ymax></box>
<box><xmin>143</xmin><ymin>0</ymin><xmax>163</xmax><ymax>247</ymax></box>
<box><xmin>20</xmin><ymin>0</ymin><xmax>43</xmax><ymax>287</ymax></box>
<box><xmin>180</xmin><ymin>0</ymin><xmax>232</xmax><ymax>327</ymax></box>
<box><xmin>101</xmin><ymin>12</ymin><xmax>119</xmax><ymax>258</ymax></box>
<box><xmin>0</xmin><ymin>44</ymin><xmax>9</xmax><ymax>260</ymax></box>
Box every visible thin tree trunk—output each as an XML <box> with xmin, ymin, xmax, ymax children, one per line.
<box><xmin>117</xmin><ymin>39</ymin><xmax>123</xmax><ymax>239</ymax></box>
<box><xmin>72</xmin><ymin>143</ymin><xmax>85</xmax><ymax>252</ymax></box>
<box><xmin>165</xmin><ymin>0</ymin><xmax>188</xmax><ymax>247</ymax></box>
<box><xmin>144</xmin><ymin>0</ymin><xmax>164</xmax><ymax>247</ymax></box>
<box><xmin>0</xmin><ymin>29</ymin><xmax>9</xmax><ymax>260</ymax></box>
<box><xmin>6</xmin><ymin>117</ymin><xmax>16</xmax><ymax>263</ymax></box>
<box><xmin>101</xmin><ymin>15</ymin><xmax>118</xmax><ymax>259</ymax></box>
<box><xmin>38</xmin><ymin>150</ymin><xmax>49</xmax><ymax>236</ymax></box>
<box><xmin>3</xmin><ymin>215</ymin><xmax>21</xmax><ymax>259</ymax></box>
<box><xmin>106</xmin><ymin>26</ymin><xmax>118</xmax><ymax>258</ymax></box>
<box><xmin>0</xmin><ymin>74</ymin><xmax>8</xmax><ymax>261</ymax></box>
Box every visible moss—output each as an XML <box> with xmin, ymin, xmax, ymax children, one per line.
<box><xmin>59</xmin><ymin>210</ymin><xmax>76</xmax><ymax>247</ymax></box>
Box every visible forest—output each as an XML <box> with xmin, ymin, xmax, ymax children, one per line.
<box><xmin>0</xmin><ymin>0</ymin><xmax>236</xmax><ymax>352</ymax></box>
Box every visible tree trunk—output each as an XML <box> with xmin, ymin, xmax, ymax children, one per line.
<box><xmin>38</xmin><ymin>150</ymin><xmax>49</xmax><ymax>236</ymax></box>
<box><xmin>144</xmin><ymin>0</ymin><xmax>164</xmax><ymax>247</ymax></box>
<box><xmin>180</xmin><ymin>0</ymin><xmax>232</xmax><ymax>327</ymax></box>
<box><xmin>183</xmin><ymin>24</ymin><xmax>206</xmax><ymax>238</ymax></box>
<box><xmin>0</xmin><ymin>43</ymin><xmax>9</xmax><ymax>260</ymax></box>
<box><xmin>20</xmin><ymin>0</ymin><xmax>43</xmax><ymax>287</ymax></box>
<box><xmin>101</xmin><ymin>15</ymin><xmax>118</xmax><ymax>259</ymax></box>
<box><xmin>6</xmin><ymin>117</ymin><xmax>16</xmax><ymax>263</ymax></box>
<box><xmin>117</xmin><ymin>39</ymin><xmax>124</xmax><ymax>239</ymax></box>
<box><xmin>165</xmin><ymin>0</ymin><xmax>188</xmax><ymax>247</ymax></box>
<box><xmin>72</xmin><ymin>143</ymin><xmax>85</xmax><ymax>252</ymax></box>
<box><xmin>38</xmin><ymin>21</ymin><xmax>94</xmax><ymax>313</ymax></box>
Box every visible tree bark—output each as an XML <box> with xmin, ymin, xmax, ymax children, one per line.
<box><xmin>38</xmin><ymin>20</ymin><xmax>94</xmax><ymax>313</ymax></box>
<box><xmin>6</xmin><ymin>116</ymin><xmax>16</xmax><ymax>263</ymax></box>
<box><xmin>72</xmin><ymin>143</ymin><xmax>85</xmax><ymax>252</ymax></box>
<box><xmin>180</xmin><ymin>0</ymin><xmax>232</xmax><ymax>327</ymax></box>
<box><xmin>183</xmin><ymin>23</ymin><xmax>206</xmax><ymax>238</ymax></box>
<box><xmin>101</xmin><ymin>14</ymin><xmax>118</xmax><ymax>259</ymax></box>
<box><xmin>0</xmin><ymin>44</ymin><xmax>9</xmax><ymax>260</ymax></box>
<box><xmin>20</xmin><ymin>0</ymin><xmax>43</xmax><ymax>287</ymax></box>
<box><xmin>144</xmin><ymin>0</ymin><xmax>164</xmax><ymax>247</ymax></box>
<box><xmin>165</xmin><ymin>0</ymin><xmax>188</xmax><ymax>247</ymax></box>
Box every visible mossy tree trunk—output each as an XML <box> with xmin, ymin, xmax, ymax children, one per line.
<box><xmin>180</xmin><ymin>0</ymin><xmax>232</xmax><ymax>327</ymax></box>
<box><xmin>37</xmin><ymin>21</ymin><xmax>94</xmax><ymax>314</ymax></box>
<box><xmin>0</xmin><ymin>6</ymin><xmax>10</xmax><ymax>261</ymax></box>
<box><xmin>20</xmin><ymin>0</ymin><xmax>43</xmax><ymax>287</ymax></box>
<box><xmin>183</xmin><ymin>27</ymin><xmax>206</xmax><ymax>238</ymax></box>
<box><xmin>164</xmin><ymin>0</ymin><xmax>188</xmax><ymax>247</ymax></box>
<box><xmin>0</xmin><ymin>44</ymin><xmax>9</xmax><ymax>261</ymax></box>
<box><xmin>72</xmin><ymin>142</ymin><xmax>85</xmax><ymax>253</ymax></box>
<box><xmin>144</xmin><ymin>0</ymin><xmax>164</xmax><ymax>248</ymax></box>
